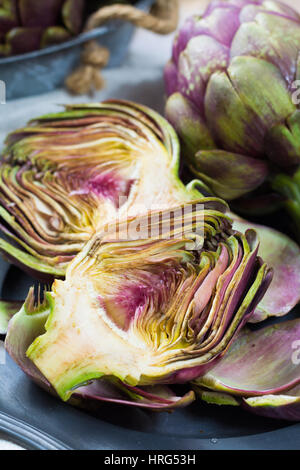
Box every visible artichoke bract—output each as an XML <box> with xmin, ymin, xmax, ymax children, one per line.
<box><xmin>0</xmin><ymin>100</ymin><xmax>203</xmax><ymax>279</ymax></box>
<box><xmin>6</xmin><ymin>202</ymin><xmax>272</xmax><ymax>404</ymax></box>
<box><xmin>231</xmin><ymin>214</ymin><xmax>300</xmax><ymax>322</ymax></box>
<box><xmin>194</xmin><ymin>318</ymin><xmax>300</xmax><ymax>421</ymax></box>
<box><xmin>164</xmin><ymin>0</ymin><xmax>300</xmax><ymax>239</ymax></box>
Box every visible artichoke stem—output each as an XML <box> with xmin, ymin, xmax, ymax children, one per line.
<box><xmin>271</xmin><ymin>169</ymin><xmax>300</xmax><ymax>241</ymax></box>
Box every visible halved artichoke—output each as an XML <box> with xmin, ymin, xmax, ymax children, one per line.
<box><xmin>6</xmin><ymin>202</ymin><xmax>272</xmax><ymax>404</ymax></box>
<box><xmin>0</xmin><ymin>100</ymin><xmax>202</xmax><ymax>280</ymax></box>
<box><xmin>194</xmin><ymin>318</ymin><xmax>300</xmax><ymax>421</ymax></box>
<box><xmin>5</xmin><ymin>288</ymin><xmax>195</xmax><ymax>410</ymax></box>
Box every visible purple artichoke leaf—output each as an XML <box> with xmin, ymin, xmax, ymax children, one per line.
<box><xmin>194</xmin><ymin>318</ymin><xmax>300</xmax><ymax>396</ymax></box>
<box><xmin>74</xmin><ymin>380</ymin><xmax>195</xmax><ymax>411</ymax></box>
<box><xmin>0</xmin><ymin>300</ymin><xmax>23</xmax><ymax>335</ymax></box>
<box><xmin>231</xmin><ymin>11</ymin><xmax>300</xmax><ymax>88</ymax></box>
<box><xmin>0</xmin><ymin>4</ymin><xmax>18</xmax><ymax>40</ymax></box>
<box><xmin>177</xmin><ymin>34</ymin><xmax>229</xmax><ymax>113</ymax></box>
<box><xmin>6</xmin><ymin>27</ymin><xmax>43</xmax><ymax>54</ymax></box>
<box><xmin>19</xmin><ymin>0</ymin><xmax>64</xmax><ymax>28</ymax></box>
<box><xmin>62</xmin><ymin>0</ymin><xmax>85</xmax><ymax>35</ymax></box>
<box><xmin>231</xmin><ymin>213</ymin><xmax>300</xmax><ymax>322</ymax></box>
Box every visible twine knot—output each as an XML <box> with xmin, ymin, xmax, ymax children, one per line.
<box><xmin>65</xmin><ymin>0</ymin><xmax>179</xmax><ymax>95</ymax></box>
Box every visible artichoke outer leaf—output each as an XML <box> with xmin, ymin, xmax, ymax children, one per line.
<box><xmin>41</xmin><ymin>26</ymin><xmax>71</xmax><ymax>48</ymax></box>
<box><xmin>231</xmin><ymin>13</ymin><xmax>300</xmax><ymax>87</ymax></box>
<box><xmin>242</xmin><ymin>385</ymin><xmax>300</xmax><ymax>422</ymax></box>
<box><xmin>193</xmin><ymin>387</ymin><xmax>240</xmax><ymax>407</ymax></box>
<box><xmin>73</xmin><ymin>380</ymin><xmax>195</xmax><ymax>411</ymax></box>
<box><xmin>265</xmin><ymin>111</ymin><xmax>300</xmax><ymax>167</ymax></box>
<box><xmin>165</xmin><ymin>92</ymin><xmax>216</xmax><ymax>161</ymax></box>
<box><xmin>18</xmin><ymin>0</ymin><xmax>64</xmax><ymax>28</ymax></box>
<box><xmin>62</xmin><ymin>0</ymin><xmax>84</xmax><ymax>35</ymax></box>
<box><xmin>5</xmin><ymin>287</ymin><xmax>52</xmax><ymax>390</ymax></box>
<box><xmin>194</xmin><ymin>385</ymin><xmax>300</xmax><ymax>422</ymax></box>
<box><xmin>0</xmin><ymin>4</ymin><xmax>18</xmax><ymax>40</ymax></box>
<box><xmin>6</xmin><ymin>27</ymin><xmax>43</xmax><ymax>54</ymax></box>
<box><xmin>194</xmin><ymin>318</ymin><xmax>300</xmax><ymax>397</ymax></box>
<box><xmin>193</xmin><ymin>149</ymin><xmax>269</xmax><ymax>200</ymax></box>
<box><xmin>0</xmin><ymin>300</ymin><xmax>23</xmax><ymax>335</ymax></box>
<box><xmin>231</xmin><ymin>213</ymin><xmax>300</xmax><ymax>322</ymax></box>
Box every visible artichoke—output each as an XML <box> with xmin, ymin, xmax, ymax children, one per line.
<box><xmin>0</xmin><ymin>0</ymin><xmax>86</xmax><ymax>56</ymax></box>
<box><xmin>5</xmin><ymin>202</ymin><xmax>272</xmax><ymax>406</ymax></box>
<box><xmin>194</xmin><ymin>318</ymin><xmax>300</xmax><ymax>421</ymax></box>
<box><xmin>0</xmin><ymin>0</ymin><xmax>137</xmax><ymax>56</ymax></box>
<box><xmin>164</xmin><ymin>0</ymin><xmax>300</xmax><ymax>239</ymax></box>
<box><xmin>0</xmin><ymin>100</ymin><xmax>203</xmax><ymax>279</ymax></box>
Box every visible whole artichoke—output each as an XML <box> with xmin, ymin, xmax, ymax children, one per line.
<box><xmin>164</xmin><ymin>0</ymin><xmax>300</xmax><ymax>239</ymax></box>
<box><xmin>0</xmin><ymin>100</ymin><xmax>203</xmax><ymax>279</ymax></box>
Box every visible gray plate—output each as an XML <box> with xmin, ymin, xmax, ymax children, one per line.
<box><xmin>0</xmin><ymin>260</ymin><xmax>299</xmax><ymax>450</ymax></box>
<box><xmin>0</xmin><ymin>0</ymin><xmax>154</xmax><ymax>101</ymax></box>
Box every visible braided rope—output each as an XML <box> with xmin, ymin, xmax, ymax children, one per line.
<box><xmin>65</xmin><ymin>0</ymin><xmax>179</xmax><ymax>95</ymax></box>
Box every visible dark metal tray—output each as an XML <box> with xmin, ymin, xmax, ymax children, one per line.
<box><xmin>0</xmin><ymin>260</ymin><xmax>299</xmax><ymax>450</ymax></box>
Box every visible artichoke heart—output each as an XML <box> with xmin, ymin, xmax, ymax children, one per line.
<box><xmin>19</xmin><ymin>202</ymin><xmax>272</xmax><ymax>401</ymax></box>
<box><xmin>0</xmin><ymin>100</ymin><xmax>202</xmax><ymax>278</ymax></box>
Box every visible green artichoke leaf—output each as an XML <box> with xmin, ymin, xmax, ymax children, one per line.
<box><xmin>192</xmin><ymin>149</ymin><xmax>269</xmax><ymax>200</ymax></box>
<box><xmin>20</xmin><ymin>202</ymin><xmax>272</xmax><ymax>402</ymax></box>
<box><xmin>62</xmin><ymin>0</ymin><xmax>84</xmax><ymax>35</ymax></box>
<box><xmin>0</xmin><ymin>0</ymin><xmax>18</xmax><ymax>40</ymax></box>
<box><xmin>165</xmin><ymin>92</ymin><xmax>216</xmax><ymax>161</ymax></box>
<box><xmin>41</xmin><ymin>26</ymin><xmax>71</xmax><ymax>48</ymax></box>
<box><xmin>265</xmin><ymin>110</ymin><xmax>300</xmax><ymax>167</ymax></box>
<box><xmin>0</xmin><ymin>100</ymin><xmax>207</xmax><ymax>279</ymax></box>
<box><xmin>0</xmin><ymin>300</ymin><xmax>23</xmax><ymax>334</ymax></box>
<box><xmin>194</xmin><ymin>386</ymin><xmax>300</xmax><ymax>421</ymax></box>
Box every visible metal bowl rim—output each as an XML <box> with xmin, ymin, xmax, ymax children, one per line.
<box><xmin>0</xmin><ymin>0</ymin><xmax>152</xmax><ymax>65</ymax></box>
